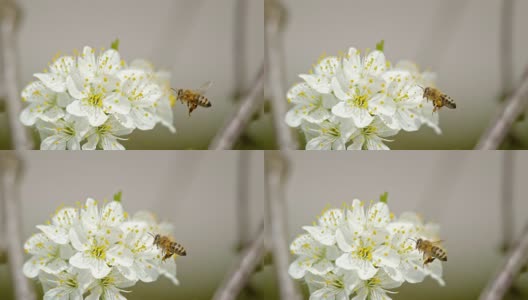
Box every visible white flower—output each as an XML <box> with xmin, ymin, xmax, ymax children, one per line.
<box><xmin>331</xmin><ymin>48</ymin><xmax>391</xmax><ymax>128</ymax></box>
<box><xmin>128</xmin><ymin>60</ymin><xmax>176</xmax><ymax>133</ymax></box>
<box><xmin>114</xmin><ymin>69</ymin><xmax>162</xmax><ymax>130</ymax></box>
<box><xmin>300</xmin><ymin>56</ymin><xmax>340</xmax><ymax>93</ymax></box>
<box><xmin>36</xmin><ymin>116</ymin><xmax>90</xmax><ymax>150</ymax></box>
<box><xmin>289</xmin><ymin>198</ymin><xmax>446</xmax><ymax>299</ymax></box>
<box><xmin>306</xmin><ymin>271</ymin><xmax>358</xmax><ymax>300</ymax></box>
<box><xmin>23</xmin><ymin>233</ymin><xmax>73</xmax><ymax>278</ymax></box>
<box><xmin>302</xmin><ymin>117</ymin><xmax>356</xmax><ymax>150</ymax></box>
<box><xmin>350</xmin><ymin>269</ymin><xmax>402</xmax><ymax>300</ymax></box>
<box><xmin>285</xmin><ymin>82</ymin><xmax>337</xmax><ymax>127</ymax></box>
<box><xmin>82</xmin><ymin>116</ymin><xmax>133</xmax><ymax>150</ymax></box>
<box><xmin>19</xmin><ymin>81</ymin><xmax>70</xmax><ymax>126</ymax></box>
<box><xmin>36</xmin><ymin>207</ymin><xmax>79</xmax><ymax>244</ymax></box>
<box><xmin>302</xmin><ymin>208</ymin><xmax>344</xmax><ymax>246</ymax></box>
<box><xmin>34</xmin><ymin>55</ymin><xmax>76</xmax><ymax>93</ymax></box>
<box><xmin>347</xmin><ymin>117</ymin><xmax>398</xmax><ymax>150</ymax></box>
<box><xmin>39</xmin><ymin>268</ymin><xmax>93</xmax><ymax>300</ymax></box>
<box><xmin>376</xmin><ymin>71</ymin><xmax>423</xmax><ymax>131</ymax></box>
<box><xmin>286</xmin><ymin>43</ymin><xmax>445</xmax><ymax>150</ymax></box>
<box><xmin>288</xmin><ymin>234</ymin><xmax>340</xmax><ymax>279</ymax></box>
<box><xmin>85</xmin><ymin>269</ymin><xmax>136</xmax><ymax>300</ymax></box>
<box><xmin>23</xmin><ymin>195</ymin><xmax>183</xmax><ymax>299</ymax></box>
<box><xmin>20</xmin><ymin>45</ymin><xmax>177</xmax><ymax>150</ymax></box>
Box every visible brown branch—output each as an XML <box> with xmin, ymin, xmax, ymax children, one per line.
<box><xmin>265</xmin><ymin>0</ymin><xmax>298</xmax><ymax>150</ymax></box>
<box><xmin>236</xmin><ymin>151</ymin><xmax>251</xmax><ymax>249</ymax></box>
<box><xmin>233</xmin><ymin>0</ymin><xmax>247</xmax><ymax>95</ymax></box>
<box><xmin>265</xmin><ymin>151</ymin><xmax>302</xmax><ymax>300</ymax></box>
<box><xmin>208</xmin><ymin>65</ymin><xmax>264</xmax><ymax>150</ymax></box>
<box><xmin>211</xmin><ymin>227</ymin><xmax>266</xmax><ymax>300</ymax></box>
<box><xmin>0</xmin><ymin>153</ymin><xmax>36</xmax><ymax>300</ymax></box>
<box><xmin>475</xmin><ymin>70</ymin><xmax>528</xmax><ymax>150</ymax></box>
<box><xmin>501</xmin><ymin>152</ymin><xmax>514</xmax><ymax>251</ymax></box>
<box><xmin>479</xmin><ymin>225</ymin><xmax>528</xmax><ymax>300</ymax></box>
<box><xmin>0</xmin><ymin>0</ymin><xmax>33</xmax><ymax>150</ymax></box>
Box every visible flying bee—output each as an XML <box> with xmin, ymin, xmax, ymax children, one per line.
<box><xmin>409</xmin><ymin>238</ymin><xmax>447</xmax><ymax>266</ymax></box>
<box><xmin>148</xmin><ymin>233</ymin><xmax>187</xmax><ymax>261</ymax></box>
<box><xmin>171</xmin><ymin>81</ymin><xmax>212</xmax><ymax>116</ymax></box>
<box><xmin>422</xmin><ymin>86</ymin><xmax>456</xmax><ymax>112</ymax></box>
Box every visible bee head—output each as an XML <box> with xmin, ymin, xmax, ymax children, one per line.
<box><xmin>416</xmin><ymin>238</ymin><xmax>423</xmax><ymax>248</ymax></box>
<box><xmin>423</xmin><ymin>87</ymin><xmax>430</xmax><ymax>97</ymax></box>
<box><xmin>148</xmin><ymin>232</ymin><xmax>160</xmax><ymax>245</ymax></box>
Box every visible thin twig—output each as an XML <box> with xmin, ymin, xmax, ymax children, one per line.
<box><xmin>0</xmin><ymin>0</ymin><xmax>33</xmax><ymax>150</ymax></box>
<box><xmin>475</xmin><ymin>70</ymin><xmax>528</xmax><ymax>150</ymax></box>
<box><xmin>211</xmin><ymin>227</ymin><xmax>266</xmax><ymax>300</ymax></box>
<box><xmin>501</xmin><ymin>152</ymin><xmax>514</xmax><ymax>251</ymax></box>
<box><xmin>208</xmin><ymin>65</ymin><xmax>264</xmax><ymax>150</ymax></box>
<box><xmin>236</xmin><ymin>151</ymin><xmax>251</xmax><ymax>249</ymax></box>
<box><xmin>1</xmin><ymin>153</ymin><xmax>36</xmax><ymax>300</ymax></box>
<box><xmin>265</xmin><ymin>151</ymin><xmax>302</xmax><ymax>300</ymax></box>
<box><xmin>265</xmin><ymin>0</ymin><xmax>298</xmax><ymax>150</ymax></box>
<box><xmin>233</xmin><ymin>0</ymin><xmax>247</xmax><ymax>96</ymax></box>
<box><xmin>479</xmin><ymin>225</ymin><xmax>528</xmax><ymax>300</ymax></box>
<box><xmin>500</xmin><ymin>0</ymin><xmax>514</xmax><ymax>98</ymax></box>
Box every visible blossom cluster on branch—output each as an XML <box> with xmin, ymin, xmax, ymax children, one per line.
<box><xmin>20</xmin><ymin>46</ymin><xmax>176</xmax><ymax>150</ymax></box>
<box><xmin>289</xmin><ymin>199</ymin><xmax>445</xmax><ymax>299</ymax></box>
<box><xmin>23</xmin><ymin>196</ymin><xmax>180</xmax><ymax>300</ymax></box>
<box><xmin>285</xmin><ymin>45</ymin><xmax>440</xmax><ymax>150</ymax></box>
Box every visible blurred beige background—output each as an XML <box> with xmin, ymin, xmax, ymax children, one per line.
<box><xmin>284</xmin><ymin>151</ymin><xmax>528</xmax><ymax>299</ymax></box>
<box><xmin>0</xmin><ymin>151</ymin><xmax>264</xmax><ymax>299</ymax></box>
<box><xmin>0</xmin><ymin>0</ymin><xmax>265</xmax><ymax>149</ymax></box>
<box><xmin>282</xmin><ymin>0</ymin><xmax>528</xmax><ymax>149</ymax></box>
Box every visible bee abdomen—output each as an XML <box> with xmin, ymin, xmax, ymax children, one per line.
<box><xmin>172</xmin><ymin>243</ymin><xmax>187</xmax><ymax>256</ymax></box>
<box><xmin>197</xmin><ymin>96</ymin><xmax>211</xmax><ymax>107</ymax></box>
<box><xmin>432</xmin><ymin>247</ymin><xmax>447</xmax><ymax>261</ymax></box>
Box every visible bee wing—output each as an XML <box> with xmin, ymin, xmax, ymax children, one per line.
<box><xmin>194</xmin><ymin>81</ymin><xmax>213</xmax><ymax>95</ymax></box>
<box><xmin>431</xmin><ymin>240</ymin><xmax>444</xmax><ymax>246</ymax></box>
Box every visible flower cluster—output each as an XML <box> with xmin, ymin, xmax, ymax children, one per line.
<box><xmin>20</xmin><ymin>46</ymin><xmax>176</xmax><ymax>150</ymax></box>
<box><xmin>289</xmin><ymin>199</ymin><xmax>445</xmax><ymax>300</ymax></box>
<box><xmin>285</xmin><ymin>45</ymin><xmax>440</xmax><ymax>150</ymax></box>
<box><xmin>23</xmin><ymin>196</ymin><xmax>181</xmax><ymax>299</ymax></box>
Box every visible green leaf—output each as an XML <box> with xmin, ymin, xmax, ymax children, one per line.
<box><xmin>379</xmin><ymin>192</ymin><xmax>388</xmax><ymax>203</ymax></box>
<box><xmin>110</xmin><ymin>38</ymin><xmax>120</xmax><ymax>51</ymax></box>
<box><xmin>113</xmin><ymin>191</ymin><xmax>122</xmax><ymax>202</ymax></box>
<box><xmin>376</xmin><ymin>40</ymin><xmax>385</xmax><ymax>52</ymax></box>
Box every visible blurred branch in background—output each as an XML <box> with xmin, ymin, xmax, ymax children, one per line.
<box><xmin>212</xmin><ymin>226</ymin><xmax>266</xmax><ymax>300</ymax></box>
<box><xmin>265</xmin><ymin>151</ymin><xmax>301</xmax><ymax>300</ymax></box>
<box><xmin>233</xmin><ymin>0</ymin><xmax>247</xmax><ymax>97</ymax></box>
<box><xmin>0</xmin><ymin>153</ymin><xmax>36</xmax><ymax>300</ymax></box>
<box><xmin>236</xmin><ymin>151</ymin><xmax>251</xmax><ymax>250</ymax></box>
<box><xmin>265</xmin><ymin>0</ymin><xmax>297</xmax><ymax>150</ymax></box>
<box><xmin>500</xmin><ymin>0</ymin><xmax>514</xmax><ymax>97</ymax></box>
<box><xmin>501</xmin><ymin>152</ymin><xmax>514</xmax><ymax>252</ymax></box>
<box><xmin>0</xmin><ymin>0</ymin><xmax>32</xmax><ymax>150</ymax></box>
<box><xmin>208</xmin><ymin>65</ymin><xmax>264</xmax><ymax>150</ymax></box>
<box><xmin>479</xmin><ymin>224</ymin><xmax>528</xmax><ymax>300</ymax></box>
<box><xmin>475</xmin><ymin>68</ymin><xmax>528</xmax><ymax>150</ymax></box>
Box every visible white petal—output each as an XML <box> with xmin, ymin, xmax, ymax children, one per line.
<box><xmin>40</xmin><ymin>134</ymin><xmax>68</xmax><ymax>150</ymax></box>
<box><xmin>285</xmin><ymin>108</ymin><xmax>304</xmax><ymax>127</ymax></box>
<box><xmin>306</xmin><ymin>135</ymin><xmax>334</xmax><ymax>150</ymax></box>
<box><xmin>66</xmin><ymin>101</ymin><xmax>85</xmax><ymax>117</ymax></box>
<box><xmin>309</xmin><ymin>259</ymin><xmax>334</xmax><ymax>275</ymax></box>
<box><xmin>34</xmin><ymin>73</ymin><xmax>66</xmax><ymax>92</ymax></box>
<box><xmin>23</xmin><ymin>256</ymin><xmax>41</xmax><ymax>278</ymax></box>
<box><xmin>20</xmin><ymin>105</ymin><xmax>39</xmax><ymax>126</ymax></box>
<box><xmin>107</xmin><ymin>245</ymin><xmax>134</xmax><ymax>267</ymax></box>
<box><xmin>36</xmin><ymin>225</ymin><xmax>69</xmax><ymax>244</ymax></box>
<box><xmin>288</xmin><ymin>257</ymin><xmax>308</xmax><ymax>279</ymax></box>
<box><xmin>82</xmin><ymin>105</ymin><xmax>108</xmax><ymax>127</ymax></box>
<box><xmin>130</xmin><ymin>107</ymin><xmax>156</xmax><ymax>130</ymax></box>
<box><xmin>350</xmin><ymin>107</ymin><xmax>374</xmax><ymax>128</ymax></box>
<box><xmin>41</xmin><ymin>257</ymin><xmax>68</xmax><ymax>274</ymax></box>
<box><xmin>355</xmin><ymin>259</ymin><xmax>378</xmax><ymax>280</ymax></box>
<box><xmin>372</xmin><ymin>246</ymin><xmax>400</xmax><ymax>268</ymax></box>
<box><xmin>39</xmin><ymin>106</ymin><xmax>64</xmax><ymax>122</ymax></box>
<box><xmin>299</xmin><ymin>74</ymin><xmax>331</xmax><ymax>94</ymax></box>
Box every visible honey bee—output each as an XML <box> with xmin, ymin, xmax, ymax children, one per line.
<box><xmin>171</xmin><ymin>81</ymin><xmax>212</xmax><ymax>116</ymax></box>
<box><xmin>411</xmin><ymin>238</ymin><xmax>447</xmax><ymax>265</ymax></box>
<box><xmin>422</xmin><ymin>87</ymin><xmax>456</xmax><ymax>112</ymax></box>
<box><xmin>149</xmin><ymin>233</ymin><xmax>187</xmax><ymax>261</ymax></box>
